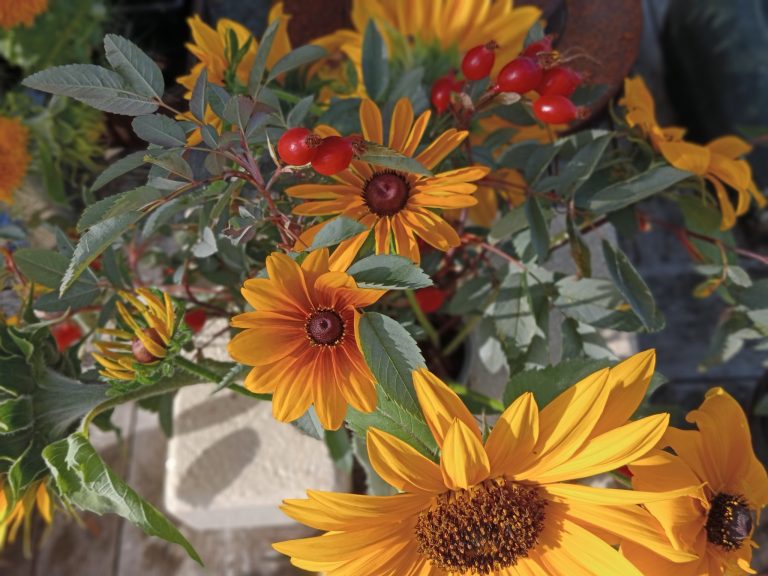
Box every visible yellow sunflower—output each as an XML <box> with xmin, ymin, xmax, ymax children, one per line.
<box><xmin>228</xmin><ymin>248</ymin><xmax>384</xmax><ymax>430</ymax></box>
<box><xmin>311</xmin><ymin>0</ymin><xmax>541</xmax><ymax>98</ymax></box>
<box><xmin>274</xmin><ymin>350</ymin><xmax>701</xmax><ymax>574</ymax></box>
<box><xmin>0</xmin><ymin>480</ymin><xmax>53</xmax><ymax>553</ymax></box>
<box><xmin>621</xmin><ymin>76</ymin><xmax>766</xmax><ymax>230</ymax></box>
<box><xmin>622</xmin><ymin>387</ymin><xmax>768</xmax><ymax>575</ymax></box>
<box><xmin>447</xmin><ymin>168</ymin><xmax>527</xmax><ymax>227</ymax></box>
<box><xmin>0</xmin><ymin>0</ymin><xmax>48</xmax><ymax>29</ymax></box>
<box><xmin>0</xmin><ymin>116</ymin><xmax>31</xmax><ymax>204</ymax></box>
<box><xmin>93</xmin><ymin>288</ymin><xmax>176</xmax><ymax>381</ymax></box>
<box><xmin>289</xmin><ymin>97</ymin><xmax>488</xmax><ymax>266</ymax></box>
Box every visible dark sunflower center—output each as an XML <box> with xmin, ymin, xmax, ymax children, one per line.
<box><xmin>131</xmin><ymin>327</ymin><xmax>164</xmax><ymax>364</ymax></box>
<box><xmin>305</xmin><ymin>309</ymin><xmax>345</xmax><ymax>346</ymax></box>
<box><xmin>415</xmin><ymin>479</ymin><xmax>547</xmax><ymax>575</ymax></box>
<box><xmin>706</xmin><ymin>492</ymin><xmax>753</xmax><ymax>551</ymax></box>
<box><xmin>364</xmin><ymin>171</ymin><xmax>410</xmax><ymax>216</ymax></box>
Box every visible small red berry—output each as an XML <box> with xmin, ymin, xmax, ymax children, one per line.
<box><xmin>496</xmin><ymin>57</ymin><xmax>543</xmax><ymax>94</ymax></box>
<box><xmin>184</xmin><ymin>308</ymin><xmax>207</xmax><ymax>334</ymax></box>
<box><xmin>461</xmin><ymin>41</ymin><xmax>499</xmax><ymax>81</ymax></box>
<box><xmin>539</xmin><ymin>66</ymin><xmax>582</xmax><ymax>97</ymax></box>
<box><xmin>522</xmin><ymin>36</ymin><xmax>554</xmax><ymax>58</ymax></box>
<box><xmin>533</xmin><ymin>94</ymin><xmax>579</xmax><ymax>124</ymax></box>
<box><xmin>414</xmin><ymin>286</ymin><xmax>447</xmax><ymax>314</ymax></box>
<box><xmin>430</xmin><ymin>73</ymin><xmax>465</xmax><ymax>114</ymax></box>
<box><xmin>51</xmin><ymin>321</ymin><xmax>82</xmax><ymax>352</ymax></box>
<box><xmin>311</xmin><ymin>136</ymin><xmax>354</xmax><ymax>176</ymax></box>
<box><xmin>277</xmin><ymin>127</ymin><xmax>319</xmax><ymax>166</ymax></box>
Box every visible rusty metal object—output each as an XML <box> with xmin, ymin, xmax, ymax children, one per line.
<box><xmin>282</xmin><ymin>0</ymin><xmax>353</xmax><ymax>46</ymax></box>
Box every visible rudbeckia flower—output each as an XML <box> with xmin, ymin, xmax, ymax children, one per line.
<box><xmin>289</xmin><ymin>97</ymin><xmax>488</xmax><ymax>266</ymax></box>
<box><xmin>93</xmin><ymin>289</ymin><xmax>176</xmax><ymax>382</ymax></box>
<box><xmin>0</xmin><ymin>116</ymin><xmax>31</xmax><ymax>204</ymax></box>
<box><xmin>446</xmin><ymin>168</ymin><xmax>526</xmax><ymax>227</ymax></box>
<box><xmin>0</xmin><ymin>480</ymin><xmax>53</xmax><ymax>553</ymax></box>
<box><xmin>0</xmin><ymin>0</ymin><xmax>47</xmax><ymax>29</ymax></box>
<box><xmin>623</xmin><ymin>387</ymin><xmax>768</xmax><ymax>575</ymax></box>
<box><xmin>228</xmin><ymin>249</ymin><xmax>384</xmax><ymax>430</ymax></box>
<box><xmin>310</xmin><ymin>0</ymin><xmax>541</xmax><ymax>98</ymax></box>
<box><xmin>621</xmin><ymin>76</ymin><xmax>766</xmax><ymax>230</ymax></box>
<box><xmin>275</xmin><ymin>351</ymin><xmax>697</xmax><ymax>575</ymax></box>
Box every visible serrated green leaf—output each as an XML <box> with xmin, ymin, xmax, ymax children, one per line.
<box><xmin>348</xmin><ymin>255</ymin><xmax>431</xmax><ymax>290</ymax></box>
<box><xmin>361</xmin><ymin>21</ymin><xmax>388</xmax><ymax>100</ymax></box>
<box><xmin>43</xmin><ymin>433</ymin><xmax>201</xmax><ymax>564</ymax></box>
<box><xmin>602</xmin><ymin>240</ymin><xmax>664</xmax><ymax>331</ymax></box>
<box><xmin>583</xmin><ymin>165</ymin><xmax>690</xmax><ymax>213</ymax></box>
<box><xmin>104</xmin><ymin>34</ymin><xmax>164</xmax><ymax>99</ymax></box>
<box><xmin>358</xmin><ymin>143</ymin><xmax>432</xmax><ymax>176</ymax></box>
<box><xmin>23</xmin><ymin>64</ymin><xmax>158</xmax><ymax>115</ymax></box>
<box><xmin>79</xmin><ymin>186</ymin><xmax>161</xmax><ymax>231</ymax></box>
<box><xmin>132</xmin><ymin>115</ymin><xmax>187</xmax><ymax>147</ymax></box>
<box><xmin>14</xmin><ymin>249</ymin><xmax>71</xmax><ymax>288</ymax></box>
<box><xmin>310</xmin><ymin>217</ymin><xmax>367</xmax><ymax>250</ymax></box>
<box><xmin>91</xmin><ymin>150</ymin><xmax>147</xmax><ymax>192</ymax></box>
<box><xmin>266</xmin><ymin>45</ymin><xmax>326</xmax><ymax>83</ymax></box>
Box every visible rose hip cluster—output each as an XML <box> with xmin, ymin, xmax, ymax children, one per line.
<box><xmin>430</xmin><ymin>36</ymin><xmax>584</xmax><ymax>125</ymax></box>
<box><xmin>277</xmin><ymin>127</ymin><xmax>363</xmax><ymax>176</ymax></box>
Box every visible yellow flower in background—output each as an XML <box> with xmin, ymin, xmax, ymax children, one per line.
<box><xmin>0</xmin><ymin>480</ymin><xmax>53</xmax><ymax>553</ymax></box>
<box><xmin>0</xmin><ymin>116</ymin><xmax>31</xmax><ymax>204</ymax></box>
<box><xmin>289</xmin><ymin>97</ymin><xmax>488</xmax><ymax>266</ymax></box>
<box><xmin>177</xmin><ymin>4</ymin><xmax>292</xmax><ymax>99</ymax></box>
<box><xmin>228</xmin><ymin>249</ymin><xmax>384</xmax><ymax>430</ymax></box>
<box><xmin>93</xmin><ymin>289</ymin><xmax>176</xmax><ymax>381</ymax></box>
<box><xmin>623</xmin><ymin>387</ymin><xmax>768</xmax><ymax>576</ymax></box>
<box><xmin>311</xmin><ymin>0</ymin><xmax>541</xmax><ymax>98</ymax></box>
<box><xmin>621</xmin><ymin>76</ymin><xmax>766</xmax><ymax>230</ymax></box>
<box><xmin>0</xmin><ymin>0</ymin><xmax>48</xmax><ymax>29</ymax></box>
<box><xmin>446</xmin><ymin>168</ymin><xmax>527</xmax><ymax>227</ymax></box>
<box><xmin>275</xmin><ymin>351</ymin><xmax>697</xmax><ymax>575</ymax></box>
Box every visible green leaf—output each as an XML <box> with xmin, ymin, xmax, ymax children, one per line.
<box><xmin>310</xmin><ymin>217</ymin><xmax>367</xmax><ymax>250</ymax></box>
<box><xmin>554</xmin><ymin>276</ymin><xmax>644</xmax><ymax>331</ymax></box>
<box><xmin>358</xmin><ymin>143</ymin><xmax>432</xmax><ymax>176</ymax></box>
<box><xmin>504</xmin><ymin>358</ymin><xmax>612</xmax><ymax>407</ymax></box>
<box><xmin>79</xmin><ymin>186</ymin><xmax>161</xmax><ymax>232</ymax></box>
<box><xmin>132</xmin><ymin>115</ymin><xmax>187</xmax><ymax>147</ymax></box>
<box><xmin>144</xmin><ymin>150</ymin><xmax>193</xmax><ymax>181</ymax></box>
<box><xmin>91</xmin><ymin>150</ymin><xmax>147</xmax><ymax>192</ymax></box>
<box><xmin>43</xmin><ymin>433</ymin><xmax>201</xmax><ymax>564</ymax></box>
<box><xmin>524</xmin><ymin>197</ymin><xmax>549</xmax><ymax>263</ymax></box>
<box><xmin>361</xmin><ymin>21</ymin><xmax>389</xmax><ymax>100</ymax></box>
<box><xmin>557</xmin><ymin>134</ymin><xmax>613</xmax><ymax>197</ymax></box>
<box><xmin>583</xmin><ymin>165</ymin><xmax>690</xmax><ymax>213</ymax></box>
<box><xmin>35</xmin><ymin>281</ymin><xmax>100</xmax><ymax>312</ymax></box>
<box><xmin>489</xmin><ymin>205</ymin><xmax>528</xmax><ymax>243</ymax></box>
<box><xmin>0</xmin><ymin>397</ymin><xmax>33</xmax><ymax>433</ymax></box>
<box><xmin>488</xmin><ymin>268</ymin><xmax>543</xmax><ymax>347</ymax></box>
<box><xmin>567</xmin><ymin>215</ymin><xmax>592</xmax><ymax>277</ymax></box>
<box><xmin>266</xmin><ymin>45</ymin><xmax>326</xmax><ymax>83</ymax></box>
<box><xmin>14</xmin><ymin>249</ymin><xmax>71</xmax><ymax>288</ymax></box>
<box><xmin>602</xmin><ymin>241</ymin><xmax>664</xmax><ymax>331</ymax></box>
<box><xmin>287</xmin><ymin>95</ymin><xmax>315</xmax><ymax>127</ymax></box>
<box><xmin>190</xmin><ymin>69</ymin><xmax>208</xmax><ymax>121</ymax></box>
<box><xmin>61</xmin><ymin>211</ymin><xmax>144</xmax><ymax>295</ymax></box>
<box><xmin>348</xmin><ymin>255</ymin><xmax>432</xmax><ymax>290</ymax></box>
<box><xmin>248</xmin><ymin>20</ymin><xmax>280</xmax><ymax>94</ymax></box>
<box><xmin>103</xmin><ymin>34</ymin><xmax>164</xmax><ymax>99</ymax></box>
<box><xmin>23</xmin><ymin>64</ymin><xmax>158</xmax><ymax>116</ymax></box>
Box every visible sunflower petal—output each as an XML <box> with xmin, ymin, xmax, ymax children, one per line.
<box><xmin>440</xmin><ymin>418</ymin><xmax>490</xmax><ymax>489</ymax></box>
<box><xmin>367</xmin><ymin>428</ymin><xmax>445</xmax><ymax>494</ymax></box>
<box><xmin>485</xmin><ymin>392</ymin><xmax>539</xmax><ymax>477</ymax></box>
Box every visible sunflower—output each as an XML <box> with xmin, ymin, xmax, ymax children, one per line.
<box><xmin>446</xmin><ymin>168</ymin><xmax>527</xmax><ymax>227</ymax></box>
<box><xmin>289</xmin><ymin>97</ymin><xmax>488</xmax><ymax>266</ymax></box>
<box><xmin>0</xmin><ymin>480</ymin><xmax>53</xmax><ymax>553</ymax></box>
<box><xmin>311</xmin><ymin>0</ymin><xmax>541</xmax><ymax>99</ymax></box>
<box><xmin>93</xmin><ymin>288</ymin><xmax>177</xmax><ymax>382</ymax></box>
<box><xmin>274</xmin><ymin>350</ymin><xmax>702</xmax><ymax>574</ymax></box>
<box><xmin>621</xmin><ymin>76</ymin><xmax>766</xmax><ymax>230</ymax></box>
<box><xmin>622</xmin><ymin>387</ymin><xmax>768</xmax><ymax>575</ymax></box>
<box><xmin>0</xmin><ymin>116</ymin><xmax>31</xmax><ymax>204</ymax></box>
<box><xmin>0</xmin><ymin>0</ymin><xmax>48</xmax><ymax>29</ymax></box>
<box><xmin>228</xmin><ymin>248</ymin><xmax>384</xmax><ymax>430</ymax></box>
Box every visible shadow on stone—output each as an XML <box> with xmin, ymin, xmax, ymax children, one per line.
<box><xmin>175</xmin><ymin>394</ymin><xmax>255</xmax><ymax>435</ymax></box>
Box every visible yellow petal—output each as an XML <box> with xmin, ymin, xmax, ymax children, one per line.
<box><xmin>707</xmin><ymin>135</ymin><xmax>752</xmax><ymax>159</ymax></box>
<box><xmin>366</xmin><ymin>428</ymin><xmax>445</xmax><ymax>494</ymax></box>
<box><xmin>484</xmin><ymin>392</ymin><xmax>539</xmax><ymax>477</ymax></box>
<box><xmin>440</xmin><ymin>418</ymin><xmax>490</xmax><ymax>490</ymax></box>
<box><xmin>388</xmin><ymin>97</ymin><xmax>414</xmax><ymax>152</ymax></box>
<box><xmin>658</xmin><ymin>140</ymin><xmax>711</xmax><ymax>176</ymax></box>
<box><xmin>360</xmin><ymin>98</ymin><xmax>383</xmax><ymax>145</ymax></box>
<box><xmin>412</xmin><ymin>368</ymin><xmax>480</xmax><ymax>448</ymax></box>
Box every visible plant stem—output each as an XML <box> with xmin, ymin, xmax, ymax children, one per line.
<box><xmin>443</xmin><ymin>314</ymin><xmax>483</xmax><ymax>357</ymax></box>
<box><xmin>404</xmin><ymin>289</ymin><xmax>440</xmax><ymax>349</ymax></box>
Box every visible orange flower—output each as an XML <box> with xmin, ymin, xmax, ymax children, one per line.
<box><xmin>228</xmin><ymin>249</ymin><xmax>384</xmax><ymax>430</ymax></box>
<box><xmin>447</xmin><ymin>168</ymin><xmax>527</xmax><ymax>227</ymax></box>
<box><xmin>0</xmin><ymin>116</ymin><xmax>30</xmax><ymax>204</ymax></box>
<box><xmin>289</xmin><ymin>97</ymin><xmax>488</xmax><ymax>266</ymax></box>
<box><xmin>621</xmin><ymin>76</ymin><xmax>766</xmax><ymax>230</ymax></box>
<box><xmin>0</xmin><ymin>0</ymin><xmax>48</xmax><ymax>29</ymax></box>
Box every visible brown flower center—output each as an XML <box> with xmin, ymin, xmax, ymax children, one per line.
<box><xmin>363</xmin><ymin>171</ymin><xmax>410</xmax><ymax>216</ymax></box>
<box><xmin>131</xmin><ymin>328</ymin><xmax>164</xmax><ymax>364</ymax></box>
<box><xmin>305</xmin><ymin>309</ymin><xmax>345</xmax><ymax>346</ymax></box>
<box><xmin>706</xmin><ymin>492</ymin><xmax>753</xmax><ymax>550</ymax></box>
<box><xmin>415</xmin><ymin>479</ymin><xmax>547</xmax><ymax>574</ymax></box>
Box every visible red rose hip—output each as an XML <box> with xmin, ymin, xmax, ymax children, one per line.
<box><xmin>522</xmin><ymin>36</ymin><xmax>554</xmax><ymax>58</ymax></box>
<box><xmin>496</xmin><ymin>57</ymin><xmax>543</xmax><ymax>94</ymax></box>
<box><xmin>311</xmin><ymin>136</ymin><xmax>354</xmax><ymax>176</ymax></box>
<box><xmin>461</xmin><ymin>41</ymin><xmax>498</xmax><ymax>81</ymax></box>
<box><xmin>414</xmin><ymin>286</ymin><xmax>447</xmax><ymax>314</ymax></box>
<box><xmin>431</xmin><ymin>74</ymin><xmax>464</xmax><ymax>114</ymax></box>
<box><xmin>277</xmin><ymin>127</ymin><xmax>319</xmax><ymax>166</ymax></box>
<box><xmin>51</xmin><ymin>320</ymin><xmax>82</xmax><ymax>352</ymax></box>
<box><xmin>539</xmin><ymin>67</ymin><xmax>582</xmax><ymax>97</ymax></box>
<box><xmin>533</xmin><ymin>95</ymin><xmax>579</xmax><ymax>124</ymax></box>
